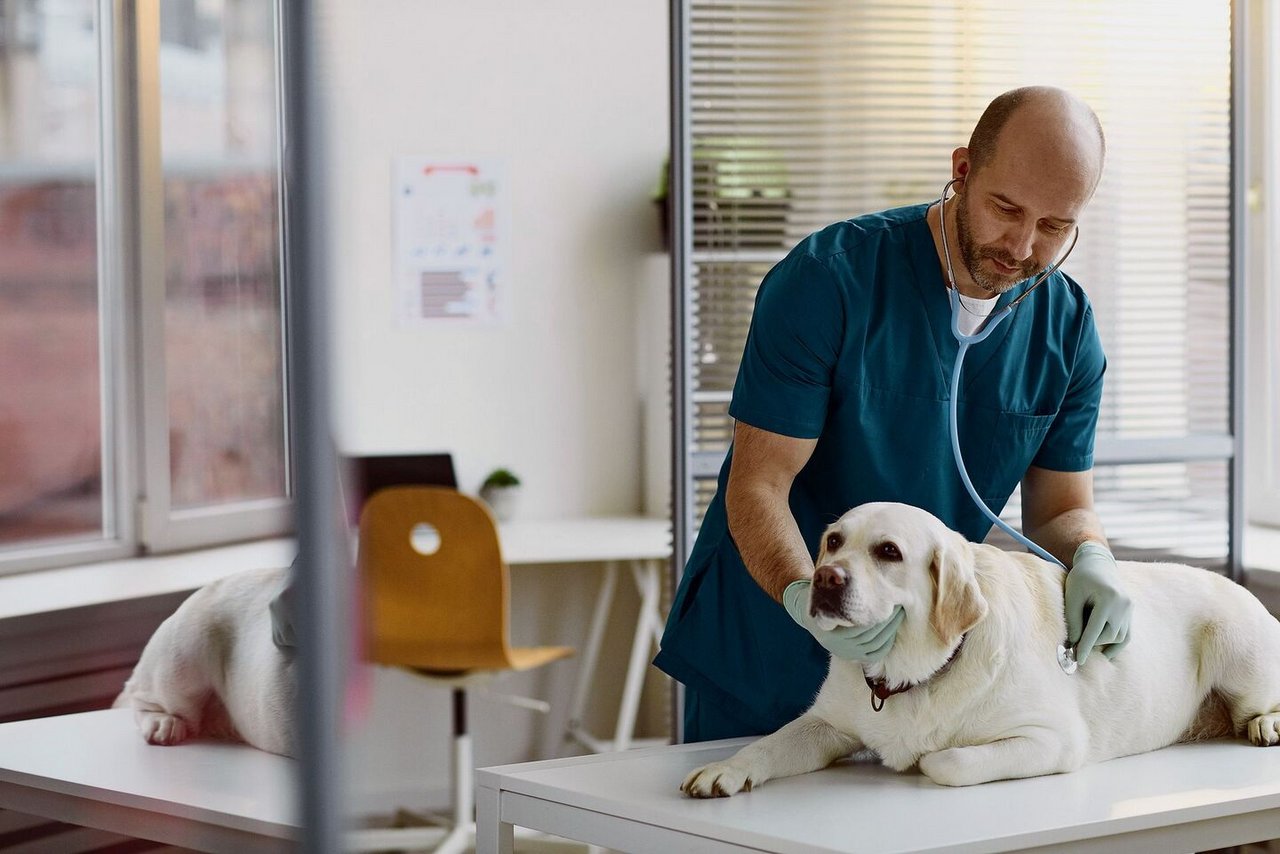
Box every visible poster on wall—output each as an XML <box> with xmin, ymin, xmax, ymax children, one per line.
<box><xmin>393</xmin><ymin>157</ymin><xmax>505</xmax><ymax>326</ymax></box>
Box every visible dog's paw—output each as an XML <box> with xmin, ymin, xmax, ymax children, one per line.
<box><xmin>680</xmin><ymin>761</ymin><xmax>756</xmax><ymax>798</ymax></box>
<box><xmin>919</xmin><ymin>748</ymin><xmax>983</xmax><ymax>787</ymax></box>
<box><xmin>139</xmin><ymin>711</ymin><xmax>192</xmax><ymax>746</ymax></box>
<box><xmin>1248</xmin><ymin>713</ymin><xmax>1280</xmax><ymax>746</ymax></box>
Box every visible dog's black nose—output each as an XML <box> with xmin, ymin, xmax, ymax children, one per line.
<box><xmin>814</xmin><ymin>564</ymin><xmax>847</xmax><ymax>590</ymax></box>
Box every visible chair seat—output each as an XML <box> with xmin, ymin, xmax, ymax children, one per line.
<box><xmin>408</xmin><ymin>669</ymin><xmax>501</xmax><ymax>689</ymax></box>
<box><xmin>407</xmin><ymin>646</ymin><xmax>573</xmax><ymax>688</ymax></box>
<box><xmin>505</xmin><ymin>645</ymin><xmax>574</xmax><ymax>672</ymax></box>
<box><xmin>376</xmin><ymin>639</ymin><xmax>573</xmax><ymax>674</ymax></box>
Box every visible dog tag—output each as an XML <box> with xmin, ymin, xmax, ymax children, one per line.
<box><xmin>1056</xmin><ymin>643</ymin><xmax>1078</xmax><ymax>675</ymax></box>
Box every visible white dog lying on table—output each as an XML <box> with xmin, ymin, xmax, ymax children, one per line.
<box><xmin>682</xmin><ymin>502</ymin><xmax>1280</xmax><ymax>794</ymax></box>
<box><xmin>113</xmin><ymin>566</ymin><xmax>295</xmax><ymax>757</ymax></box>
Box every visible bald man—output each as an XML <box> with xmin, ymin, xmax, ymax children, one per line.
<box><xmin>655</xmin><ymin>86</ymin><xmax>1131</xmax><ymax>743</ymax></box>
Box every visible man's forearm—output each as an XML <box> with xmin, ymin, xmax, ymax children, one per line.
<box><xmin>725</xmin><ymin>484</ymin><xmax>814</xmax><ymax>603</ymax></box>
<box><xmin>1027</xmin><ymin>508</ymin><xmax>1108</xmax><ymax>568</ymax></box>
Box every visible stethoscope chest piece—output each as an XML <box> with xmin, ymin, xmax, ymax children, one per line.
<box><xmin>1057</xmin><ymin>643</ymin><xmax>1079</xmax><ymax>675</ymax></box>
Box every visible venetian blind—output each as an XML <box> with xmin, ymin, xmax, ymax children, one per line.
<box><xmin>683</xmin><ymin>0</ymin><xmax>1232</xmax><ymax>566</ymax></box>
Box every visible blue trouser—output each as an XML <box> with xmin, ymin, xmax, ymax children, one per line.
<box><xmin>681</xmin><ymin>686</ymin><xmax>771</xmax><ymax>743</ymax></box>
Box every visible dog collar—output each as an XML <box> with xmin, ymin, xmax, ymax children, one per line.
<box><xmin>864</xmin><ymin>634</ymin><xmax>967</xmax><ymax>712</ymax></box>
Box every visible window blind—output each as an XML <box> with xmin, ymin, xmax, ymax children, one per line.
<box><xmin>681</xmin><ymin>0</ymin><xmax>1233</xmax><ymax>569</ymax></box>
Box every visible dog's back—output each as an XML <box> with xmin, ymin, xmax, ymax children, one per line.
<box><xmin>982</xmin><ymin>549</ymin><xmax>1280</xmax><ymax>765</ymax></box>
<box><xmin>115</xmin><ymin>566</ymin><xmax>294</xmax><ymax>756</ymax></box>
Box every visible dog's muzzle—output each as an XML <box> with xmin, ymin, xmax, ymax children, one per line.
<box><xmin>809</xmin><ymin>563</ymin><xmax>849</xmax><ymax>619</ymax></box>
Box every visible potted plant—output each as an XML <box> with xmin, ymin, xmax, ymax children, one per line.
<box><xmin>479</xmin><ymin>468</ymin><xmax>521</xmax><ymax>522</ymax></box>
<box><xmin>653</xmin><ymin>138</ymin><xmax>792</xmax><ymax>251</ymax></box>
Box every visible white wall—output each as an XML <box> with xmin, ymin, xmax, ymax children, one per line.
<box><xmin>319</xmin><ymin>0</ymin><xmax>671</xmax><ymax>815</ymax></box>
<box><xmin>327</xmin><ymin>0</ymin><xmax>669</xmax><ymax>514</ymax></box>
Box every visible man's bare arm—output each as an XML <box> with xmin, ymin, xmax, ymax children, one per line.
<box><xmin>725</xmin><ymin>421</ymin><xmax>819</xmax><ymax>603</ymax></box>
<box><xmin>1020</xmin><ymin>465</ymin><xmax>1108</xmax><ymax>566</ymax></box>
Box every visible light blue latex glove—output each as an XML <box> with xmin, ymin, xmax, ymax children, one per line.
<box><xmin>783</xmin><ymin>579</ymin><xmax>906</xmax><ymax>662</ymax></box>
<box><xmin>1065</xmin><ymin>541</ymin><xmax>1132</xmax><ymax>665</ymax></box>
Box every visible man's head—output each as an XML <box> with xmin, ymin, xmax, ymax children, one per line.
<box><xmin>949</xmin><ymin>86</ymin><xmax>1105</xmax><ymax>295</ymax></box>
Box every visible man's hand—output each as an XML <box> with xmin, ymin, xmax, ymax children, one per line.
<box><xmin>782</xmin><ymin>580</ymin><xmax>905</xmax><ymax>662</ymax></box>
<box><xmin>1065</xmin><ymin>541</ymin><xmax>1131</xmax><ymax>664</ymax></box>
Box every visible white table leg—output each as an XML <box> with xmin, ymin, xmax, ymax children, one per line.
<box><xmin>475</xmin><ymin>785</ymin><xmax>512</xmax><ymax>854</ymax></box>
<box><xmin>614</xmin><ymin>559</ymin><xmax>661</xmax><ymax>751</ymax></box>
<box><xmin>566</xmin><ymin>562</ymin><xmax>618</xmax><ymax>745</ymax></box>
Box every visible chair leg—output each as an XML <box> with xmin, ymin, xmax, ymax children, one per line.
<box><xmin>436</xmin><ymin>824</ymin><xmax>471</xmax><ymax>854</ymax></box>
<box><xmin>437</xmin><ymin>687</ymin><xmax>475</xmax><ymax>854</ymax></box>
<box><xmin>453</xmin><ymin>689</ymin><xmax>474</xmax><ymax>825</ymax></box>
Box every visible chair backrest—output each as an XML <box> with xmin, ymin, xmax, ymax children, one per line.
<box><xmin>359</xmin><ymin>486</ymin><xmax>512</xmax><ymax>671</ymax></box>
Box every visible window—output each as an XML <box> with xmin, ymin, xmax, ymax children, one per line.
<box><xmin>1246</xmin><ymin>0</ymin><xmax>1280</xmax><ymax>528</ymax></box>
<box><xmin>0</xmin><ymin>1</ymin><xmax>105</xmax><ymax>554</ymax></box>
<box><xmin>674</xmin><ymin>1</ymin><xmax>1238</xmax><ymax>572</ymax></box>
<box><xmin>0</xmin><ymin>0</ymin><xmax>289</xmax><ymax>574</ymax></box>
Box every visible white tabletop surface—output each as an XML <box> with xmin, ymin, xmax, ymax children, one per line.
<box><xmin>497</xmin><ymin>516</ymin><xmax>672</xmax><ymax>564</ymax></box>
<box><xmin>0</xmin><ymin>709</ymin><xmax>297</xmax><ymax>839</ymax></box>
<box><xmin>479</xmin><ymin>737</ymin><xmax>1280</xmax><ymax>853</ymax></box>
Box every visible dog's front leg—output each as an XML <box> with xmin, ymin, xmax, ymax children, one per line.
<box><xmin>681</xmin><ymin>713</ymin><xmax>860</xmax><ymax>798</ymax></box>
<box><xmin>919</xmin><ymin>731</ymin><xmax>1068</xmax><ymax>786</ymax></box>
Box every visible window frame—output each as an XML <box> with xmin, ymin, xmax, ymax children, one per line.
<box><xmin>131</xmin><ymin>0</ymin><xmax>291</xmax><ymax>553</ymax></box>
<box><xmin>1245</xmin><ymin>0</ymin><xmax>1280</xmax><ymax>528</ymax></box>
<box><xmin>0</xmin><ymin>0</ymin><xmax>291</xmax><ymax>576</ymax></box>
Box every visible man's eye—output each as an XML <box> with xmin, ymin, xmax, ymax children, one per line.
<box><xmin>996</xmin><ymin>205</ymin><xmax>1017</xmax><ymax>216</ymax></box>
<box><xmin>826</xmin><ymin>533</ymin><xmax>843</xmax><ymax>552</ymax></box>
<box><xmin>874</xmin><ymin>541</ymin><xmax>903</xmax><ymax>562</ymax></box>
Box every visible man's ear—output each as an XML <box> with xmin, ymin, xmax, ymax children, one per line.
<box><xmin>951</xmin><ymin>147</ymin><xmax>971</xmax><ymax>190</ymax></box>
<box><xmin>930</xmin><ymin>541</ymin><xmax>987</xmax><ymax>645</ymax></box>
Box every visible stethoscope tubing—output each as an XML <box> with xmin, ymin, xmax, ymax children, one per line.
<box><xmin>939</xmin><ymin>179</ymin><xmax>1079</xmax><ymax>570</ymax></box>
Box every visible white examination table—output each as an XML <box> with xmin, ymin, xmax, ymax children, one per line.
<box><xmin>477</xmin><ymin>736</ymin><xmax>1280</xmax><ymax>853</ymax></box>
<box><xmin>0</xmin><ymin>709</ymin><xmax>296</xmax><ymax>852</ymax></box>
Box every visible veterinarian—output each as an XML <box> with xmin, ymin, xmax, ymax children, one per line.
<box><xmin>656</xmin><ymin>86</ymin><xmax>1132</xmax><ymax>742</ymax></box>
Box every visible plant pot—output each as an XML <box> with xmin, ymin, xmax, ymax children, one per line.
<box><xmin>480</xmin><ymin>485</ymin><xmax>520</xmax><ymax>522</ymax></box>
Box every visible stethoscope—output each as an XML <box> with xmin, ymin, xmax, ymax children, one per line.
<box><xmin>937</xmin><ymin>177</ymin><xmax>1084</xmax><ymax>673</ymax></box>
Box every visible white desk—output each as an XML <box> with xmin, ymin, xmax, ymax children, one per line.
<box><xmin>477</xmin><ymin>737</ymin><xmax>1280</xmax><ymax>854</ymax></box>
<box><xmin>498</xmin><ymin>516</ymin><xmax>673</xmax><ymax>754</ymax></box>
<box><xmin>0</xmin><ymin>709</ymin><xmax>296</xmax><ymax>853</ymax></box>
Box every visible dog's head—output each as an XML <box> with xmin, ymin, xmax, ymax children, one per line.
<box><xmin>810</xmin><ymin>502</ymin><xmax>988</xmax><ymax>648</ymax></box>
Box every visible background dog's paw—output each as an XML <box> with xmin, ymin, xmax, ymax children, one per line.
<box><xmin>919</xmin><ymin>748</ymin><xmax>982</xmax><ymax>787</ymax></box>
<box><xmin>680</xmin><ymin>761</ymin><xmax>755</xmax><ymax>798</ymax></box>
<box><xmin>1247</xmin><ymin>713</ymin><xmax>1280</xmax><ymax>746</ymax></box>
<box><xmin>139</xmin><ymin>712</ymin><xmax>191</xmax><ymax>746</ymax></box>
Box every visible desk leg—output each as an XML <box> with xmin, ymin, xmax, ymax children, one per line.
<box><xmin>475</xmin><ymin>785</ymin><xmax>512</xmax><ymax>854</ymax></box>
<box><xmin>614</xmin><ymin>559</ymin><xmax>661</xmax><ymax>751</ymax></box>
<box><xmin>566</xmin><ymin>561</ymin><xmax>618</xmax><ymax>743</ymax></box>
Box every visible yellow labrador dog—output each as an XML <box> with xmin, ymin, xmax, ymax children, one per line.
<box><xmin>113</xmin><ymin>566</ymin><xmax>295</xmax><ymax>757</ymax></box>
<box><xmin>682</xmin><ymin>502</ymin><xmax>1280</xmax><ymax>794</ymax></box>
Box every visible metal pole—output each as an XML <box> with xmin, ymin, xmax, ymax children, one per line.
<box><xmin>1229</xmin><ymin>0</ymin><xmax>1247</xmax><ymax>584</ymax></box>
<box><xmin>279</xmin><ymin>2</ymin><xmax>349</xmax><ymax>850</ymax></box>
<box><xmin>668</xmin><ymin>0</ymin><xmax>691</xmax><ymax>745</ymax></box>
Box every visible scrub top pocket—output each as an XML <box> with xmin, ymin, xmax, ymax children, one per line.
<box><xmin>979</xmin><ymin>410</ymin><xmax>1058</xmax><ymax>511</ymax></box>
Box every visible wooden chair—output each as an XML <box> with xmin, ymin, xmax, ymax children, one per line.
<box><xmin>353</xmin><ymin>486</ymin><xmax>573</xmax><ymax>854</ymax></box>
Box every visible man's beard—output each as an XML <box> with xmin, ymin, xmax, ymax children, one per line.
<box><xmin>954</xmin><ymin>194</ymin><xmax>1040</xmax><ymax>295</ymax></box>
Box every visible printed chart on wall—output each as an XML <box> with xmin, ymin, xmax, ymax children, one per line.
<box><xmin>393</xmin><ymin>157</ymin><xmax>505</xmax><ymax>326</ymax></box>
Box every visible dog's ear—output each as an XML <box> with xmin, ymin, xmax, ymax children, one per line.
<box><xmin>929</xmin><ymin>541</ymin><xmax>987</xmax><ymax>645</ymax></box>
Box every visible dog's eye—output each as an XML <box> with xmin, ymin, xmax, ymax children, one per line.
<box><xmin>874</xmin><ymin>541</ymin><xmax>903</xmax><ymax>562</ymax></box>
<box><xmin>825</xmin><ymin>532</ymin><xmax>843</xmax><ymax>553</ymax></box>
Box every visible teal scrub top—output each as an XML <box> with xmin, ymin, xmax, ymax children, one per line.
<box><xmin>654</xmin><ymin>203</ymin><xmax>1106</xmax><ymax>734</ymax></box>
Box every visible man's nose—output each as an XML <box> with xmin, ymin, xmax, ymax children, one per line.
<box><xmin>1006</xmin><ymin>223</ymin><xmax>1037</xmax><ymax>263</ymax></box>
<box><xmin>814</xmin><ymin>564</ymin><xmax>848</xmax><ymax>590</ymax></box>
